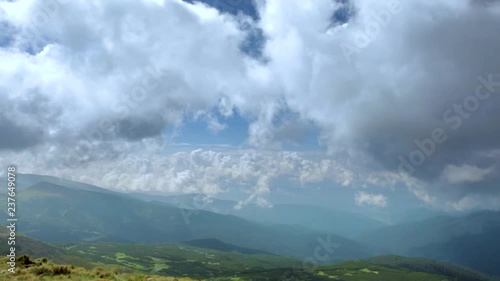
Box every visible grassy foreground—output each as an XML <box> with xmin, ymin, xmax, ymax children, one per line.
<box><xmin>3</xmin><ymin>254</ymin><xmax>494</xmax><ymax>281</ymax></box>
<box><xmin>62</xmin><ymin>242</ymin><xmax>299</xmax><ymax>278</ymax></box>
<box><xmin>0</xmin><ymin>255</ymin><xmax>197</xmax><ymax>281</ymax></box>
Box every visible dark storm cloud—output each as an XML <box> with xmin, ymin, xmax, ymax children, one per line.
<box><xmin>15</xmin><ymin>91</ymin><xmax>63</xmax><ymax>124</ymax></box>
<box><xmin>0</xmin><ymin>115</ymin><xmax>43</xmax><ymax>150</ymax></box>
<box><xmin>114</xmin><ymin>115</ymin><xmax>166</xmax><ymax>141</ymax></box>
<box><xmin>332</xmin><ymin>0</ymin><xmax>355</xmax><ymax>24</ymax></box>
<box><xmin>0</xmin><ymin>20</ymin><xmax>16</xmax><ymax>47</ymax></box>
<box><xmin>330</xmin><ymin>4</ymin><xmax>500</xmax><ymax>183</ymax></box>
<box><xmin>0</xmin><ymin>91</ymin><xmax>64</xmax><ymax>150</ymax></box>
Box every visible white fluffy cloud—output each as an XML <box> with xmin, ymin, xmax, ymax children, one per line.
<box><xmin>0</xmin><ymin>0</ymin><xmax>255</xmax><ymax>146</ymax></box>
<box><xmin>256</xmin><ymin>0</ymin><xmax>500</xmax><ymax>208</ymax></box>
<box><xmin>355</xmin><ymin>192</ymin><xmax>388</xmax><ymax>208</ymax></box>
<box><xmin>441</xmin><ymin>164</ymin><xmax>493</xmax><ymax>184</ymax></box>
<box><xmin>0</xmin><ymin>144</ymin><xmax>377</xmax><ymax>203</ymax></box>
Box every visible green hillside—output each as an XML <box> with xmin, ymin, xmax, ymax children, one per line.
<box><xmin>367</xmin><ymin>255</ymin><xmax>493</xmax><ymax>281</ymax></box>
<box><xmin>2</xmin><ymin>253</ymin><xmax>494</xmax><ymax>281</ymax></box>
<box><xmin>0</xmin><ymin>225</ymin><xmax>493</xmax><ymax>281</ymax></box>
<box><xmin>62</xmin><ymin>242</ymin><xmax>299</xmax><ymax>278</ymax></box>
<box><xmin>0</xmin><ymin>255</ymin><xmax>193</xmax><ymax>281</ymax></box>
<box><xmin>6</xmin><ymin>181</ymin><xmax>369</xmax><ymax>262</ymax></box>
<box><xmin>237</xmin><ymin>261</ymin><xmax>471</xmax><ymax>281</ymax></box>
<box><xmin>0</xmin><ymin>226</ymin><xmax>92</xmax><ymax>268</ymax></box>
<box><xmin>3</xmin><ymin>175</ymin><xmax>499</xmax><ymax>279</ymax></box>
<box><xmin>182</xmin><ymin>238</ymin><xmax>273</xmax><ymax>255</ymax></box>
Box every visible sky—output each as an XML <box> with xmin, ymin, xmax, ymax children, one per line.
<box><xmin>1</xmin><ymin>0</ymin><xmax>500</xmax><ymax>213</ymax></box>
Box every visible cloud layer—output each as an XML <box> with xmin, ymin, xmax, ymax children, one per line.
<box><xmin>1</xmin><ymin>0</ymin><xmax>500</xmax><ymax>211</ymax></box>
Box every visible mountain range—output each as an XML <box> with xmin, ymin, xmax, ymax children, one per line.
<box><xmin>1</xmin><ymin>173</ymin><xmax>499</xmax><ymax>278</ymax></box>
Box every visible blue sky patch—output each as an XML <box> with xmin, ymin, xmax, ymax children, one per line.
<box><xmin>0</xmin><ymin>21</ymin><xmax>15</xmax><ymax>48</ymax></box>
<box><xmin>166</xmin><ymin>109</ymin><xmax>249</xmax><ymax>147</ymax></box>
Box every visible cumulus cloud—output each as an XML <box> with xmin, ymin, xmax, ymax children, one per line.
<box><xmin>0</xmin><ymin>141</ymin><xmax>410</xmax><ymax>207</ymax></box>
<box><xmin>259</xmin><ymin>0</ymin><xmax>500</xmax><ymax>173</ymax></box>
<box><xmin>446</xmin><ymin>194</ymin><xmax>500</xmax><ymax>211</ymax></box>
<box><xmin>355</xmin><ymin>192</ymin><xmax>388</xmax><ymax>208</ymax></box>
<box><xmin>441</xmin><ymin>164</ymin><xmax>493</xmax><ymax>184</ymax></box>
<box><xmin>256</xmin><ymin>0</ymin><xmax>500</xmax><ymax>208</ymax></box>
<box><xmin>0</xmin><ymin>0</ymin><xmax>253</xmax><ymax>149</ymax></box>
<box><xmin>0</xmin><ymin>145</ymin><xmax>346</xmax><ymax>203</ymax></box>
